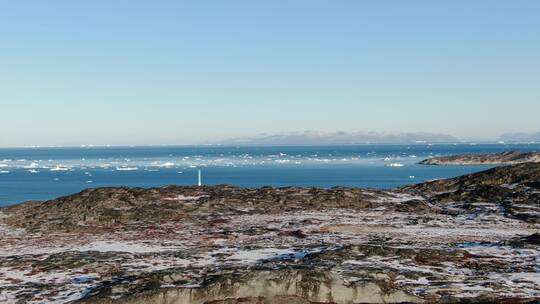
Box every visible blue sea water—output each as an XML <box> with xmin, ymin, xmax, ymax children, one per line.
<box><xmin>0</xmin><ymin>143</ymin><xmax>538</xmax><ymax>206</ymax></box>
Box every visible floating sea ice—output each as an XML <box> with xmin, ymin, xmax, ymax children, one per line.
<box><xmin>116</xmin><ymin>166</ymin><xmax>139</xmax><ymax>171</ymax></box>
<box><xmin>275</xmin><ymin>159</ymin><xmax>290</xmax><ymax>164</ymax></box>
<box><xmin>28</xmin><ymin>170</ymin><xmax>39</xmax><ymax>174</ymax></box>
<box><xmin>50</xmin><ymin>165</ymin><xmax>70</xmax><ymax>171</ymax></box>
<box><xmin>387</xmin><ymin>163</ymin><xmax>404</xmax><ymax>167</ymax></box>
<box><xmin>0</xmin><ymin>171</ymin><xmax>9</xmax><ymax>174</ymax></box>
<box><xmin>24</xmin><ymin>162</ymin><xmax>40</xmax><ymax>169</ymax></box>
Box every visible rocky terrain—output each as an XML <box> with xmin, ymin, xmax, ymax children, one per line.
<box><xmin>419</xmin><ymin>150</ymin><xmax>540</xmax><ymax>165</ymax></box>
<box><xmin>0</xmin><ymin>163</ymin><xmax>539</xmax><ymax>303</ymax></box>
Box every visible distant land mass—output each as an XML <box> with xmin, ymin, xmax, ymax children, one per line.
<box><xmin>499</xmin><ymin>132</ymin><xmax>540</xmax><ymax>143</ymax></box>
<box><xmin>218</xmin><ymin>131</ymin><xmax>460</xmax><ymax>145</ymax></box>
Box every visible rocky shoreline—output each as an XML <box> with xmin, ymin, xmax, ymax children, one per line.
<box><xmin>419</xmin><ymin>150</ymin><xmax>540</xmax><ymax>165</ymax></box>
<box><xmin>1</xmin><ymin>163</ymin><xmax>539</xmax><ymax>303</ymax></box>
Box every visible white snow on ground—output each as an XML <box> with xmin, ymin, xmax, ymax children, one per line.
<box><xmin>163</xmin><ymin>195</ymin><xmax>208</xmax><ymax>201</ymax></box>
<box><xmin>0</xmin><ymin>267</ymin><xmax>72</xmax><ymax>286</ymax></box>
<box><xmin>343</xmin><ymin>252</ymin><xmax>540</xmax><ymax>299</ymax></box>
<box><xmin>0</xmin><ymin>238</ymin><xmax>188</xmax><ymax>257</ymax></box>
<box><xmin>374</xmin><ymin>192</ymin><xmax>424</xmax><ymax>203</ymax></box>
<box><xmin>501</xmin><ymin>183</ymin><xmax>520</xmax><ymax>189</ymax></box>
<box><xmin>0</xmin><ymin>290</ymin><xmax>15</xmax><ymax>303</ymax></box>
<box><xmin>0</xmin><ymin>206</ymin><xmax>538</xmax><ymax>302</ymax></box>
<box><xmin>0</xmin><ymin>267</ymin><xmax>98</xmax><ymax>304</ymax></box>
<box><xmin>122</xmin><ymin>256</ymin><xmax>192</xmax><ymax>271</ymax></box>
<box><xmin>0</xmin><ymin>212</ymin><xmax>25</xmax><ymax>237</ymax></box>
<box><xmin>343</xmin><ymin>256</ymin><xmax>447</xmax><ymax>275</ymax></box>
<box><xmin>461</xmin><ymin>244</ymin><xmax>538</xmax><ymax>259</ymax></box>
<box><xmin>227</xmin><ymin>248</ymin><xmax>300</xmax><ymax>263</ymax></box>
<box><xmin>487</xmin><ymin>272</ymin><xmax>540</xmax><ymax>297</ymax></box>
<box><xmin>74</xmin><ymin>241</ymin><xmax>182</xmax><ymax>253</ymax></box>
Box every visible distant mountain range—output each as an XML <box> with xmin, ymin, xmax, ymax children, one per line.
<box><xmin>498</xmin><ymin>132</ymin><xmax>540</xmax><ymax>143</ymax></box>
<box><xmin>218</xmin><ymin>131</ymin><xmax>460</xmax><ymax>145</ymax></box>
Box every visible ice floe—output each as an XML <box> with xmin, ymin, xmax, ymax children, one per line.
<box><xmin>115</xmin><ymin>166</ymin><xmax>139</xmax><ymax>171</ymax></box>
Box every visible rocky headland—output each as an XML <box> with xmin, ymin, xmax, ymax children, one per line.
<box><xmin>1</xmin><ymin>163</ymin><xmax>539</xmax><ymax>303</ymax></box>
<box><xmin>419</xmin><ymin>150</ymin><xmax>540</xmax><ymax>165</ymax></box>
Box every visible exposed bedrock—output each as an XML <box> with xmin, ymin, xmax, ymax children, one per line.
<box><xmin>84</xmin><ymin>269</ymin><xmax>423</xmax><ymax>304</ymax></box>
<box><xmin>419</xmin><ymin>150</ymin><xmax>540</xmax><ymax>165</ymax></box>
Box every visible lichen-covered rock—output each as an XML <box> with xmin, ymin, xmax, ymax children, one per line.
<box><xmin>419</xmin><ymin>150</ymin><xmax>540</xmax><ymax>165</ymax></box>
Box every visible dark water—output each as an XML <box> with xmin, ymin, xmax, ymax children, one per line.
<box><xmin>0</xmin><ymin>144</ymin><xmax>538</xmax><ymax>206</ymax></box>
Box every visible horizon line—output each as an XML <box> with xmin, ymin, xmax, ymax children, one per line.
<box><xmin>1</xmin><ymin>141</ymin><xmax>538</xmax><ymax>149</ymax></box>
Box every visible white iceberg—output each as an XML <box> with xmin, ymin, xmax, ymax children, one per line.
<box><xmin>50</xmin><ymin>166</ymin><xmax>70</xmax><ymax>171</ymax></box>
<box><xmin>116</xmin><ymin>166</ymin><xmax>139</xmax><ymax>171</ymax></box>
<box><xmin>24</xmin><ymin>162</ymin><xmax>40</xmax><ymax>169</ymax></box>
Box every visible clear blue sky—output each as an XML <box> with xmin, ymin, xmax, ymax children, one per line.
<box><xmin>1</xmin><ymin>0</ymin><xmax>539</xmax><ymax>147</ymax></box>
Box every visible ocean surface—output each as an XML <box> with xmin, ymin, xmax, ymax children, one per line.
<box><xmin>0</xmin><ymin>143</ymin><xmax>538</xmax><ymax>207</ymax></box>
